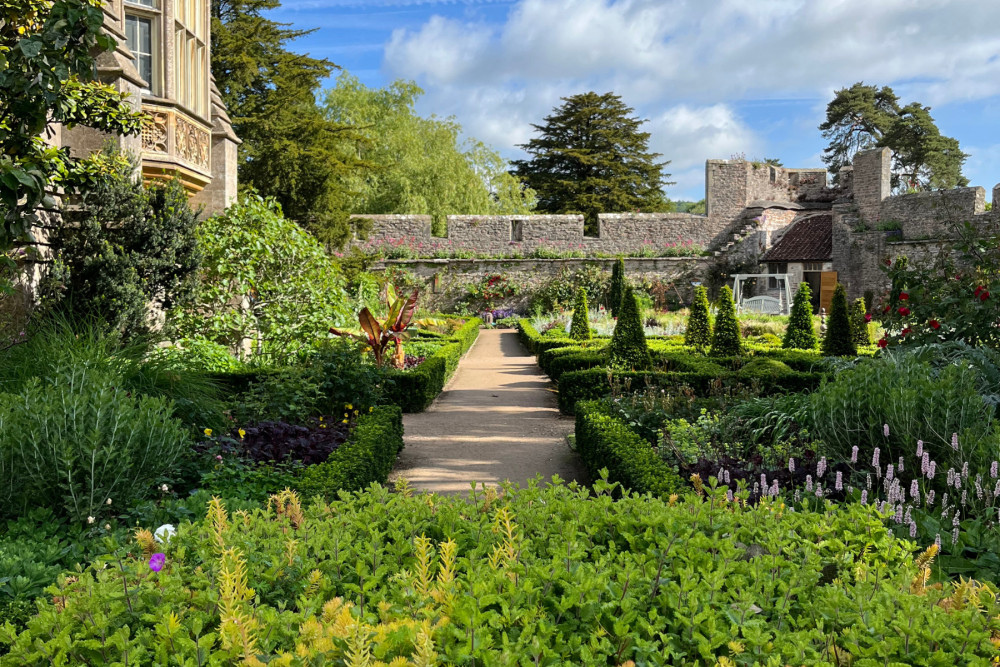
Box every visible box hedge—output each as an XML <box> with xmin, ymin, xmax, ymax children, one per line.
<box><xmin>382</xmin><ymin>317</ymin><xmax>481</xmax><ymax>412</ymax></box>
<box><xmin>575</xmin><ymin>400</ymin><xmax>683</xmax><ymax>497</ymax></box>
<box><xmin>294</xmin><ymin>405</ymin><xmax>404</xmax><ymax>498</ymax></box>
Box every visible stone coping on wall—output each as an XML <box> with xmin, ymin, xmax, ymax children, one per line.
<box><xmin>375</xmin><ymin>256</ymin><xmax>711</xmax><ymax>271</ymax></box>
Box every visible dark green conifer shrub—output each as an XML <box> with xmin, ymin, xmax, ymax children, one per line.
<box><xmin>608</xmin><ymin>257</ymin><xmax>626</xmax><ymax>317</ymax></box>
<box><xmin>607</xmin><ymin>286</ymin><xmax>650</xmax><ymax>369</ymax></box>
<box><xmin>822</xmin><ymin>283</ymin><xmax>857</xmax><ymax>356</ymax></box>
<box><xmin>684</xmin><ymin>285</ymin><xmax>712</xmax><ymax>349</ymax></box>
<box><xmin>569</xmin><ymin>288</ymin><xmax>592</xmax><ymax>341</ymax></box>
<box><xmin>850</xmin><ymin>297</ymin><xmax>872</xmax><ymax>346</ymax></box>
<box><xmin>710</xmin><ymin>285</ymin><xmax>743</xmax><ymax>356</ymax></box>
<box><xmin>783</xmin><ymin>282</ymin><xmax>818</xmax><ymax>350</ymax></box>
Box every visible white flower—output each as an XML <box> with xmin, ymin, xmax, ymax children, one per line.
<box><xmin>154</xmin><ymin>524</ymin><xmax>176</xmax><ymax>543</ymax></box>
<box><xmin>104</xmin><ymin>524</ymin><xmax>111</xmax><ymax>530</ymax></box>
<box><xmin>106</xmin><ymin>498</ymin><xmax>112</xmax><ymax>505</ymax></box>
<box><xmin>87</xmin><ymin>516</ymin><xmax>95</xmax><ymax>524</ymax></box>
<box><xmin>160</xmin><ymin>484</ymin><xmax>170</xmax><ymax>493</ymax></box>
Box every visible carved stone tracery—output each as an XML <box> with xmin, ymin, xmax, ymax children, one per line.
<box><xmin>175</xmin><ymin>114</ymin><xmax>211</xmax><ymax>170</ymax></box>
<box><xmin>141</xmin><ymin>111</ymin><xmax>169</xmax><ymax>153</ymax></box>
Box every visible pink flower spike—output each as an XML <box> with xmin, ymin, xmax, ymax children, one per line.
<box><xmin>883</xmin><ymin>424</ymin><xmax>890</xmax><ymax>438</ymax></box>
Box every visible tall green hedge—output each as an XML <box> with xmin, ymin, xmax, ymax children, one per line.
<box><xmin>607</xmin><ymin>286</ymin><xmax>650</xmax><ymax>369</ymax></box>
<box><xmin>783</xmin><ymin>281</ymin><xmax>818</xmax><ymax>350</ymax></box>
<box><xmin>822</xmin><ymin>283</ymin><xmax>857</xmax><ymax>356</ymax></box>
<box><xmin>710</xmin><ymin>285</ymin><xmax>742</xmax><ymax>356</ymax></box>
<box><xmin>683</xmin><ymin>285</ymin><xmax>712</xmax><ymax>349</ymax></box>
<box><xmin>608</xmin><ymin>257</ymin><xmax>626</xmax><ymax>317</ymax></box>
<box><xmin>569</xmin><ymin>288</ymin><xmax>592</xmax><ymax>341</ymax></box>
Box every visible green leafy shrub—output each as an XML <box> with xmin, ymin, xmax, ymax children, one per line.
<box><xmin>2</xmin><ymin>481</ymin><xmax>996</xmax><ymax>665</ymax></box>
<box><xmin>683</xmin><ymin>285</ymin><xmax>712</xmax><ymax>348</ymax></box>
<box><xmin>569</xmin><ymin>288</ymin><xmax>591</xmax><ymax>340</ymax></box>
<box><xmin>806</xmin><ymin>354</ymin><xmax>995</xmax><ymax>474</ymax></box>
<box><xmin>783</xmin><ymin>281</ymin><xmax>817</xmax><ymax>350</ymax></box>
<box><xmin>0</xmin><ymin>363</ymin><xmax>189</xmax><ymax>521</ymax></box>
<box><xmin>710</xmin><ymin>285</ymin><xmax>743</xmax><ymax>356</ymax></box>
<box><xmin>575</xmin><ymin>401</ymin><xmax>682</xmax><ymax>496</ymax></box>
<box><xmin>850</xmin><ymin>297</ymin><xmax>872</xmax><ymax>346</ymax></box>
<box><xmin>168</xmin><ymin>193</ymin><xmax>352</xmax><ymax>362</ymax></box>
<box><xmin>737</xmin><ymin>357</ymin><xmax>794</xmax><ymax>381</ymax></box>
<box><xmin>607</xmin><ymin>256</ymin><xmax>625</xmax><ymax>316</ymax></box>
<box><xmin>151</xmin><ymin>337</ymin><xmax>246</xmax><ymax>374</ymax></box>
<box><xmin>51</xmin><ymin>156</ymin><xmax>200</xmax><ymax>340</ymax></box>
<box><xmin>527</xmin><ymin>264</ymin><xmax>609</xmax><ymax>314</ymax></box>
<box><xmin>0</xmin><ymin>318</ymin><xmax>227</xmax><ymax>433</ymax></box>
<box><xmin>822</xmin><ymin>283</ymin><xmax>857</xmax><ymax>356</ymax></box>
<box><xmin>607</xmin><ymin>286</ymin><xmax>650</xmax><ymax>369</ymax></box>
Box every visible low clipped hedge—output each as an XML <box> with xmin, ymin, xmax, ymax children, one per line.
<box><xmin>558</xmin><ymin>366</ymin><xmax>826</xmax><ymax>414</ymax></box>
<box><xmin>294</xmin><ymin>405</ymin><xmax>403</xmax><ymax>498</ymax></box>
<box><xmin>7</xmin><ymin>481</ymin><xmax>991</xmax><ymax>665</ymax></box>
<box><xmin>382</xmin><ymin>317</ymin><xmax>481</xmax><ymax>412</ymax></box>
<box><xmin>575</xmin><ymin>401</ymin><xmax>683</xmax><ymax>497</ymax></box>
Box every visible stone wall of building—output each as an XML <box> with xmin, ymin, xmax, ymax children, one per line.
<box><xmin>879</xmin><ymin>186</ymin><xmax>988</xmax><ymax>239</ymax></box>
<box><xmin>351</xmin><ymin>212</ymin><xmax>727</xmax><ymax>256</ymax></box>
<box><xmin>377</xmin><ymin>257</ymin><xmax>711</xmax><ymax>312</ymax></box>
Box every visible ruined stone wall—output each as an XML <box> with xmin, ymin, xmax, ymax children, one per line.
<box><xmin>852</xmin><ymin>148</ymin><xmax>892</xmax><ymax>224</ymax></box>
<box><xmin>377</xmin><ymin>257</ymin><xmax>711</xmax><ymax>312</ymax></box>
<box><xmin>350</xmin><ymin>212</ymin><xmax>727</xmax><ymax>256</ymax></box>
<box><xmin>879</xmin><ymin>187</ymin><xmax>988</xmax><ymax>239</ymax></box>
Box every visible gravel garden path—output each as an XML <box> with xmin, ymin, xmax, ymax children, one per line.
<box><xmin>390</xmin><ymin>328</ymin><xmax>587</xmax><ymax>493</ymax></box>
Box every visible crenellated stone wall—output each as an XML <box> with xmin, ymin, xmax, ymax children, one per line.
<box><xmin>351</xmin><ymin>212</ymin><xmax>724</xmax><ymax>256</ymax></box>
<box><xmin>879</xmin><ymin>186</ymin><xmax>989</xmax><ymax>239</ymax></box>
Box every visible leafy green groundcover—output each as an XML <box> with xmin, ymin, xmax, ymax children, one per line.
<box><xmin>382</xmin><ymin>317</ymin><xmax>482</xmax><ymax>412</ymax></box>
<box><xmin>2</xmin><ymin>480</ymin><xmax>995</xmax><ymax>665</ymax></box>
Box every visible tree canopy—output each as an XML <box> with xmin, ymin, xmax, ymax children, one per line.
<box><xmin>0</xmin><ymin>0</ymin><xmax>146</xmax><ymax>252</ymax></box>
<box><xmin>323</xmin><ymin>75</ymin><xmax>536</xmax><ymax>236</ymax></box>
<box><xmin>210</xmin><ymin>0</ymin><xmax>371</xmax><ymax>248</ymax></box>
<box><xmin>512</xmin><ymin>92</ymin><xmax>672</xmax><ymax>232</ymax></box>
<box><xmin>819</xmin><ymin>82</ymin><xmax>967</xmax><ymax>192</ymax></box>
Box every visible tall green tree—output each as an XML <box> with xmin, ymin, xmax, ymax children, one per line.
<box><xmin>512</xmin><ymin>92</ymin><xmax>672</xmax><ymax>234</ymax></box>
<box><xmin>684</xmin><ymin>286</ymin><xmax>712</xmax><ymax>349</ymax></box>
<box><xmin>819</xmin><ymin>82</ymin><xmax>967</xmax><ymax>192</ymax></box>
<box><xmin>607</xmin><ymin>285</ymin><xmax>650</xmax><ymax>369</ymax></box>
<box><xmin>0</xmin><ymin>0</ymin><xmax>146</xmax><ymax>252</ymax></box>
<box><xmin>822</xmin><ymin>284</ymin><xmax>857</xmax><ymax>357</ymax></box>
<box><xmin>783</xmin><ymin>282</ymin><xmax>817</xmax><ymax>350</ymax></box>
<box><xmin>607</xmin><ymin>258</ymin><xmax>626</xmax><ymax>317</ymax></box>
<box><xmin>211</xmin><ymin>0</ymin><xmax>370</xmax><ymax>248</ymax></box>
<box><xmin>710</xmin><ymin>286</ymin><xmax>743</xmax><ymax>357</ymax></box>
<box><xmin>323</xmin><ymin>75</ymin><xmax>535</xmax><ymax>236</ymax></box>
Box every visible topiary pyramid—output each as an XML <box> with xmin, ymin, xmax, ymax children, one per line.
<box><xmin>608</xmin><ymin>257</ymin><xmax>626</xmax><ymax>317</ymax></box>
<box><xmin>783</xmin><ymin>281</ymin><xmax>818</xmax><ymax>350</ymax></box>
<box><xmin>850</xmin><ymin>297</ymin><xmax>872</xmax><ymax>346</ymax></box>
<box><xmin>684</xmin><ymin>285</ymin><xmax>712</xmax><ymax>349</ymax></box>
<box><xmin>710</xmin><ymin>285</ymin><xmax>743</xmax><ymax>356</ymax></box>
<box><xmin>607</xmin><ymin>285</ymin><xmax>651</xmax><ymax>369</ymax></box>
<box><xmin>569</xmin><ymin>288</ymin><xmax>592</xmax><ymax>341</ymax></box>
<box><xmin>822</xmin><ymin>283</ymin><xmax>857</xmax><ymax>356</ymax></box>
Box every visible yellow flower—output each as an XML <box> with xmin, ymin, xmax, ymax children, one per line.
<box><xmin>238</xmin><ymin>429</ymin><xmax>246</xmax><ymax>440</ymax></box>
<box><xmin>353</xmin><ymin>410</ymin><xmax>359</xmax><ymax>415</ymax></box>
<box><xmin>319</xmin><ymin>416</ymin><xmax>324</xmax><ymax>422</ymax></box>
<box><xmin>346</xmin><ymin>404</ymin><xmax>353</xmax><ymax>410</ymax></box>
<box><xmin>369</xmin><ymin>406</ymin><xmax>374</xmax><ymax>412</ymax></box>
<box><xmin>342</xmin><ymin>419</ymin><xmax>349</xmax><ymax>424</ymax></box>
<box><xmin>203</xmin><ymin>428</ymin><xmax>213</xmax><ymax>437</ymax></box>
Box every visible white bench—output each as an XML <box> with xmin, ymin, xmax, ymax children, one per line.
<box><xmin>740</xmin><ymin>295</ymin><xmax>782</xmax><ymax>314</ymax></box>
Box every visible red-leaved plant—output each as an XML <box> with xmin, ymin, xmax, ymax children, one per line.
<box><xmin>330</xmin><ymin>286</ymin><xmax>419</xmax><ymax>368</ymax></box>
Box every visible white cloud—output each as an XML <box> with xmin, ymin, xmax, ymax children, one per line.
<box><xmin>380</xmin><ymin>0</ymin><xmax>1000</xmax><ymax>198</ymax></box>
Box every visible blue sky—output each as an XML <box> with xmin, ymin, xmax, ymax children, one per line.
<box><xmin>269</xmin><ymin>0</ymin><xmax>1000</xmax><ymax>202</ymax></box>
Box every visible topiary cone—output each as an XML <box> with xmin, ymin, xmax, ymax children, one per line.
<box><xmin>608</xmin><ymin>257</ymin><xmax>626</xmax><ymax>318</ymax></box>
<box><xmin>607</xmin><ymin>285</ymin><xmax>650</xmax><ymax>369</ymax></box>
<box><xmin>684</xmin><ymin>285</ymin><xmax>712</xmax><ymax>349</ymax></box>
<box><xmin>570</xmin><ymin>288</ymin><xmax>592</xmax><ymax>341</ymax></box>
<box><xmin>822</xmin><ymin>283</ymin><xmax>857</xmax><ymax>356</ymax></box>
<box><xmin>783</xmin><ymin>282</ymin><xmax>818</xmax><ymax>350</ymax></box>
<box><xmin>710</xmin><ymin>285</ymin><xmax>743</xmax><ymax>356</ymax></box>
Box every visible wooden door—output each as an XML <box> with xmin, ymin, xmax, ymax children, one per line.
<box><xmin>819</xmin><ymin>271</ymin><xmax>838</xmax><ymax>313</ymax></box>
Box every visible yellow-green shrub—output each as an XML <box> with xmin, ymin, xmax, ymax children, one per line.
<box><xmin>2</xmin><ymin>483</ymin><xmax>995</xmax><ymax>665</ymax></box>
